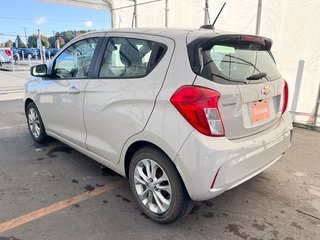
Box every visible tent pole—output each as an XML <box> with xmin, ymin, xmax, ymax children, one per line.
<box><xmin>134</xmin><ymin>0</ymin><xmax>138</xmax><ymax>27</ymax></box>
<box><xmin>111</xmin><ymin>8</ymin><xmax>115</xmax><ymax>28</ymax></box>
<box><xmin>204</xmin><ymin>0</ymin><xmax>209</xmax><ymax>25</ymax></box>
<box><xmin>255</xmin><ymin>0</ymin><xmax>262</xmax><ymax>35</ymax></box>
<box><xmin>292</xmin><ymin>60</ymin><xmax>305</xmax><ymax>122</ymax></box>
<box><xmin>101</xmin><ymin>0</ymin><xmax>114</xmax><ymax>28</ymax></box>
<box><xmin>312</xmin><ymin>82</ymin><xmax>320</xmax><ymax>126</ymax></box>
<box><xmin>165</xmin><ymin>0</ymin><xmax>169</xmax><ymax>27</ymax></box>
<box><xmin>131</xmin><ymin>0</ymin><xmax>137</xmax><ymax>27</ymax></box>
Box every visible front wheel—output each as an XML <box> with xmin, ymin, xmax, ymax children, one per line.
<box><xmin>26</xmin><ymin>102</ymin><xmax>48</xmax><ymax>144</ymax></box>
<box><xmin>129</xmin><ymin>147</ymin><xmax>193</xmax><ymax>223</ymax></box>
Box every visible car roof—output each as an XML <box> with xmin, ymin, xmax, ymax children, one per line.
<box><xmin>80</xmin><ymin>28</ymin><xmax>230</xmax><ymax>40</ymax></box>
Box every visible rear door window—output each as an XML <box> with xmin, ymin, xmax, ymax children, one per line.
<box><xmin>99</xmin><ymin>37</ymin><xmax>166</xmax><ymax>78</ymax></box>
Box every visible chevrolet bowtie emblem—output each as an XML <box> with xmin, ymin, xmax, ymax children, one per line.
<box><xmin>261</xmin><ymin>86</ymin><xmax>272</xmax><ymax>95</ymax></box>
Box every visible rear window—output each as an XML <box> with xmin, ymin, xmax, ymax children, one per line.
<box><xmin>189</xmin><ymin>37</ymin><xmax>281</xmax><ymax>84</ymax></box>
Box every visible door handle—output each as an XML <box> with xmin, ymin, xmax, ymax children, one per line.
<box><xmin>67</xmin><ymin>86</ymin><xmax>80</xmax><ymax>94</ymax></box>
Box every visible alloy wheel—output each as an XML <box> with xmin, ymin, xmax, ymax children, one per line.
<box><xmin>134</xmin><ymin>159</ymin><xmax>172</xmax><ymax>214</ymax></box>
<box><xmin>28</xmin><ymin>108</ymin><xmax>41</xmax><ymax>138</ymax></box>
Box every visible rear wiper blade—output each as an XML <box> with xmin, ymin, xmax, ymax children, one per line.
<box><xmin>247</xmin><ymin>72</ymin><xmax>267</xmax><ymax>80</ymax></box>
<box><xmin>212</xmin><ymin>73</ymin><xmax>248</xmax><ymax>84</ymax></box>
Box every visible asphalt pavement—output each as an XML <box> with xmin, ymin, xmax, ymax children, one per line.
<box><xmin>0</xmin><ymin>71</ymin><xmax>319</xmax><ymax>240</ymax></box>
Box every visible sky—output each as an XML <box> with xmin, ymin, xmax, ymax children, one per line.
<box><xmin>0</xmin><ymin>0</ymin><xmax>112</xmax><ymax>44</ymax></box>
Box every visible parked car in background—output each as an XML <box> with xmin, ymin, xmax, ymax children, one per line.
<box><xmin>25</xmin><ymin>28</ymin><xmax>293</xmax><ymax>223</ymax></box>
<box><xmin>0</xmin><ymin>47</ymin><xmax>12</xmax><ymax>65</ymax></box>
<box><xmin>45</xmin><ymin>48</ymin><xmax>59</xmax><ymax>58</ymax></box>
<box><xmin>32</xmin><ymin>48</ymin><xmax>40</xmax><ymax>58</ymax></box>
<box><xmin>22</xmin><ymin>48</ymin><xmax>37</xmax><ymax>59</ymax></box>
<box><xmin>13</xmin><ymin>48</ymin><xmax>22</xmax><ymax>57</ymax></box>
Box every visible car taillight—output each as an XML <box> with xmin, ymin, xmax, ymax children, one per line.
<box><xmin>5</xmin><ymin>49</ymin><xmax>12</xmax><ymax>57</ymax></box>
<box><xmin>282</xmin><ymin>80</ymin><xmax>289</xmax><ymax>114</ymax></box>
<box><xmin>170</xmin><ymin>85</ymin><xmax>225</xmax><ymax>136</ymax></box>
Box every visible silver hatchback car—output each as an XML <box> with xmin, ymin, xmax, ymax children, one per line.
<box><xmin>25</xmin><ymin>28</ymin><xmax>292</xmax><ymax>223</ymax></box>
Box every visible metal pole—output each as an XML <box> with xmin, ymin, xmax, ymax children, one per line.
<box><xmin>53</xmin><ymin>31</ymin><xmax>56</xmax><ymax>48</ymax></box>
<box><xmin>10</xmin><ymin>47</ymin><xmax>15</xmax><ymax>72</ymax></box>
<box><xmin>131</xmin><ymin>0</ymin><xmax>134</xmax><ymax>28</ymax></box>
<box><xmin>42</xmin><ymin>46</ymin><xmax>46</xmax><ymax>62</ymax></box>
<box><xmin>131</xmin><ymin>0</ymin><xmax>138</xmax><ymax>28</ymax></box>
<box><xmin>101</xmin><ymin>0</ymin><xmax>114</xmax><ymax>28</ymax></box>
<box><xmin>24</xmin><ymin>27</ymin><xmax>27</xmax><ymax>47</ymax></box>
<box><xmin>134</xmin><ymin>0</ymin><xmax>138</xmax><ymax>27</ymax></box>
<box><xmin>312</xmin><ymin>82</ymin><xmax>320</xmax><ymax>126</ymax></box>
<box><xmin>291</xmin><ymin>60</ymin><xmax>305</xmax><ymax>122</ymax></box>
<box><xmin>204</xmin><ymin>0</ymin><xmax>209</xmax><ymax>25</ymax></box>
<box><xmin>111</xmin><ymin>0</ymin><xmax>161</xmax><ymax>28</ymax></box>
<box><xmin>38</xmin><ymin>29</ymin><xmax>44</xmax><ymax>63</ymax></box>
<box><xmin>11</xmin><ymin>50</ymin><xmax>15</xmax><ymax>72</ymax></box>
<box><xmin>165</xmin><ymin>0</ymin><xmax>169</xmax><ymax>27</ymax></box>
<box><xmin>111</xmin><ymin>9</ymin><xmax>115</xmax><ymax>28</ymax></box>
<box><xmin>255</xmin><ymin>0</ymin><xmax>262</xmax><ymax>35</ymax></box>
<box><xmin>28</xmin><ymin>55</ymin><xmax>31</xmax><ymax>68</ymax></box>
<box><xmin>16</xmin><ymin>54</ymin><xmax>20</xmax><ymax>65</ymax></box>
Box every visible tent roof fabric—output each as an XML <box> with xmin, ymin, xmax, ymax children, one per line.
<box><xmin>37</xmin><ymin>0</ymin><xmax>112</xmax><ymax>10</ymax></box>
<box><xmin>36</xmin><ymin>0</ymin><xmax>320</xmax><ymax>125</ymax></box>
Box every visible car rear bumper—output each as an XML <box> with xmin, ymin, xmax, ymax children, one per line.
<box><xmin>175</xmin><ymin>111</ymin><xmax>293</xmax><ymax>201</ymax></box>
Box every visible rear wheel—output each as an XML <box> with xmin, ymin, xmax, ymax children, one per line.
<box><xmin>129</xmin><ymin>146</ymin><xmax>193</xmax><ymax>223</ymax></box>
<box><xmin>26</xmin><ymin>102</ymin><xmax>48</xmax><ymax>144</ymax></box>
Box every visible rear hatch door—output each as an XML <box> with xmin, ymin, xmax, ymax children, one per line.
<box><xmin>188</xmin><ymin>34</ymin><xmax>284</xmax><ymax>139</ymax></box>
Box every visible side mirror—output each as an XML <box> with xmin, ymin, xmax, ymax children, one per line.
<box><xmin>30</xmin><ymin>64</ymin><xmax>48</xmax><ymax>77</ymax></box>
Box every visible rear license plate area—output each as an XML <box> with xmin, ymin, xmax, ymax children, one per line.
<box><xmin>250</xmin><ymin>99</ymin><xmax>270</xmax><ymax>124</ymax></box>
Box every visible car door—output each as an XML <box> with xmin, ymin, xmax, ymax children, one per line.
<box><xmin>36</xmin><ymin>36</ymin><xmax>102</xmax><ymax>148</ymax></box>
<box><xmin>83</xmin><ymin>34</ymin><xmax>174</xmax><ymax>164</ymax></box>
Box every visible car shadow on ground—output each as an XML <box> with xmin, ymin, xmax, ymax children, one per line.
<box><xmin>1</xmin><ymin>127</ymin><xmax>317</xmax><ymax>240</ymax></box>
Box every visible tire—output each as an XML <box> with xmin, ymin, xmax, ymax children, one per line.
<box><xmin>26</xmin><ymin>102</ymin><xmax>48</xmax><ymax>144</ymax></box>
<box><xmin>129</xmin><ymin>146</ymin><xmax>193</xmax><ymax>223</ymax></box>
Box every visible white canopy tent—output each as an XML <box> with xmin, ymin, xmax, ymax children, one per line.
<box><xmin>38</xmin><ymin>0</ymin><xmax>320</xmax><ymax>126</ymax></box>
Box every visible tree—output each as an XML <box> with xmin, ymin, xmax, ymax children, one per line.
<box><xmin>57</xmin><ymin>37</ymin><xmax>65</xmax><ymax>48</ymax></box>
<box><xmin>5</xmin><ymin>40</ymin><xmax>13</xmax><ymax>47</ymax></box>
<box><xmin>62</xmin><ymin>31</ymin><xmax>74</xmax><ymax>43</ymax></box>
<box><xmin>27</xmin><ymin>34</ymin><xmax>49</xmax><ymax>48</ymax></box>
<box><xmin>48</xmin><ymin>36</ymin><xmax>56</xmax><ymax>48</ymax></box>
<box><xmin>41</xmin><ymin>35</ymin><xmax>50</xmax><ymax>48</ymax></box>
<box><xmin>27</xmin><ymin>35</ymin><xmax>37</xmax><ymax>48</ymax></box>
<box><xmin>15</xmin><ymin>35</ymin><xmax>26</xmax><ymax>48</ymax></box>
<box><xmin>25</xmin><ymin>29</ymin><xmax>93</xmax><ymax>49</ymax></box>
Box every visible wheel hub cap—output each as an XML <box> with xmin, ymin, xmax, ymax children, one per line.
<box><xmin>134</xmin><ymin>159</ymin><xmax>172</xmax><ymax>214</ymax></box>
<box><xmin>28</xmin><ymin>108</ymin><xmax>41</xmax><ymax>138</ymax></box>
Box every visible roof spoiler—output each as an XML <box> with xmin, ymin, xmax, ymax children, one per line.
<box><xmin>198</xmin><ymin>34</ymin><xmax>273</xmax><ymax>50</ymax></box>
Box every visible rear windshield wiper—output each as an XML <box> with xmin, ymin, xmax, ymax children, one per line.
<box><xmin>225</xmin><ymin>54</ymin><xmax>263</xmax><ymax>74</ymax></box>
<box><xmin>247</xmin><ymin>72</ymin><xmax>267</xmax><ymax>80</ymax></box>
<box><xmin>212</xmin><ymin>73</ymin><xmax>248</xmax><ymax>84</ymax></box>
